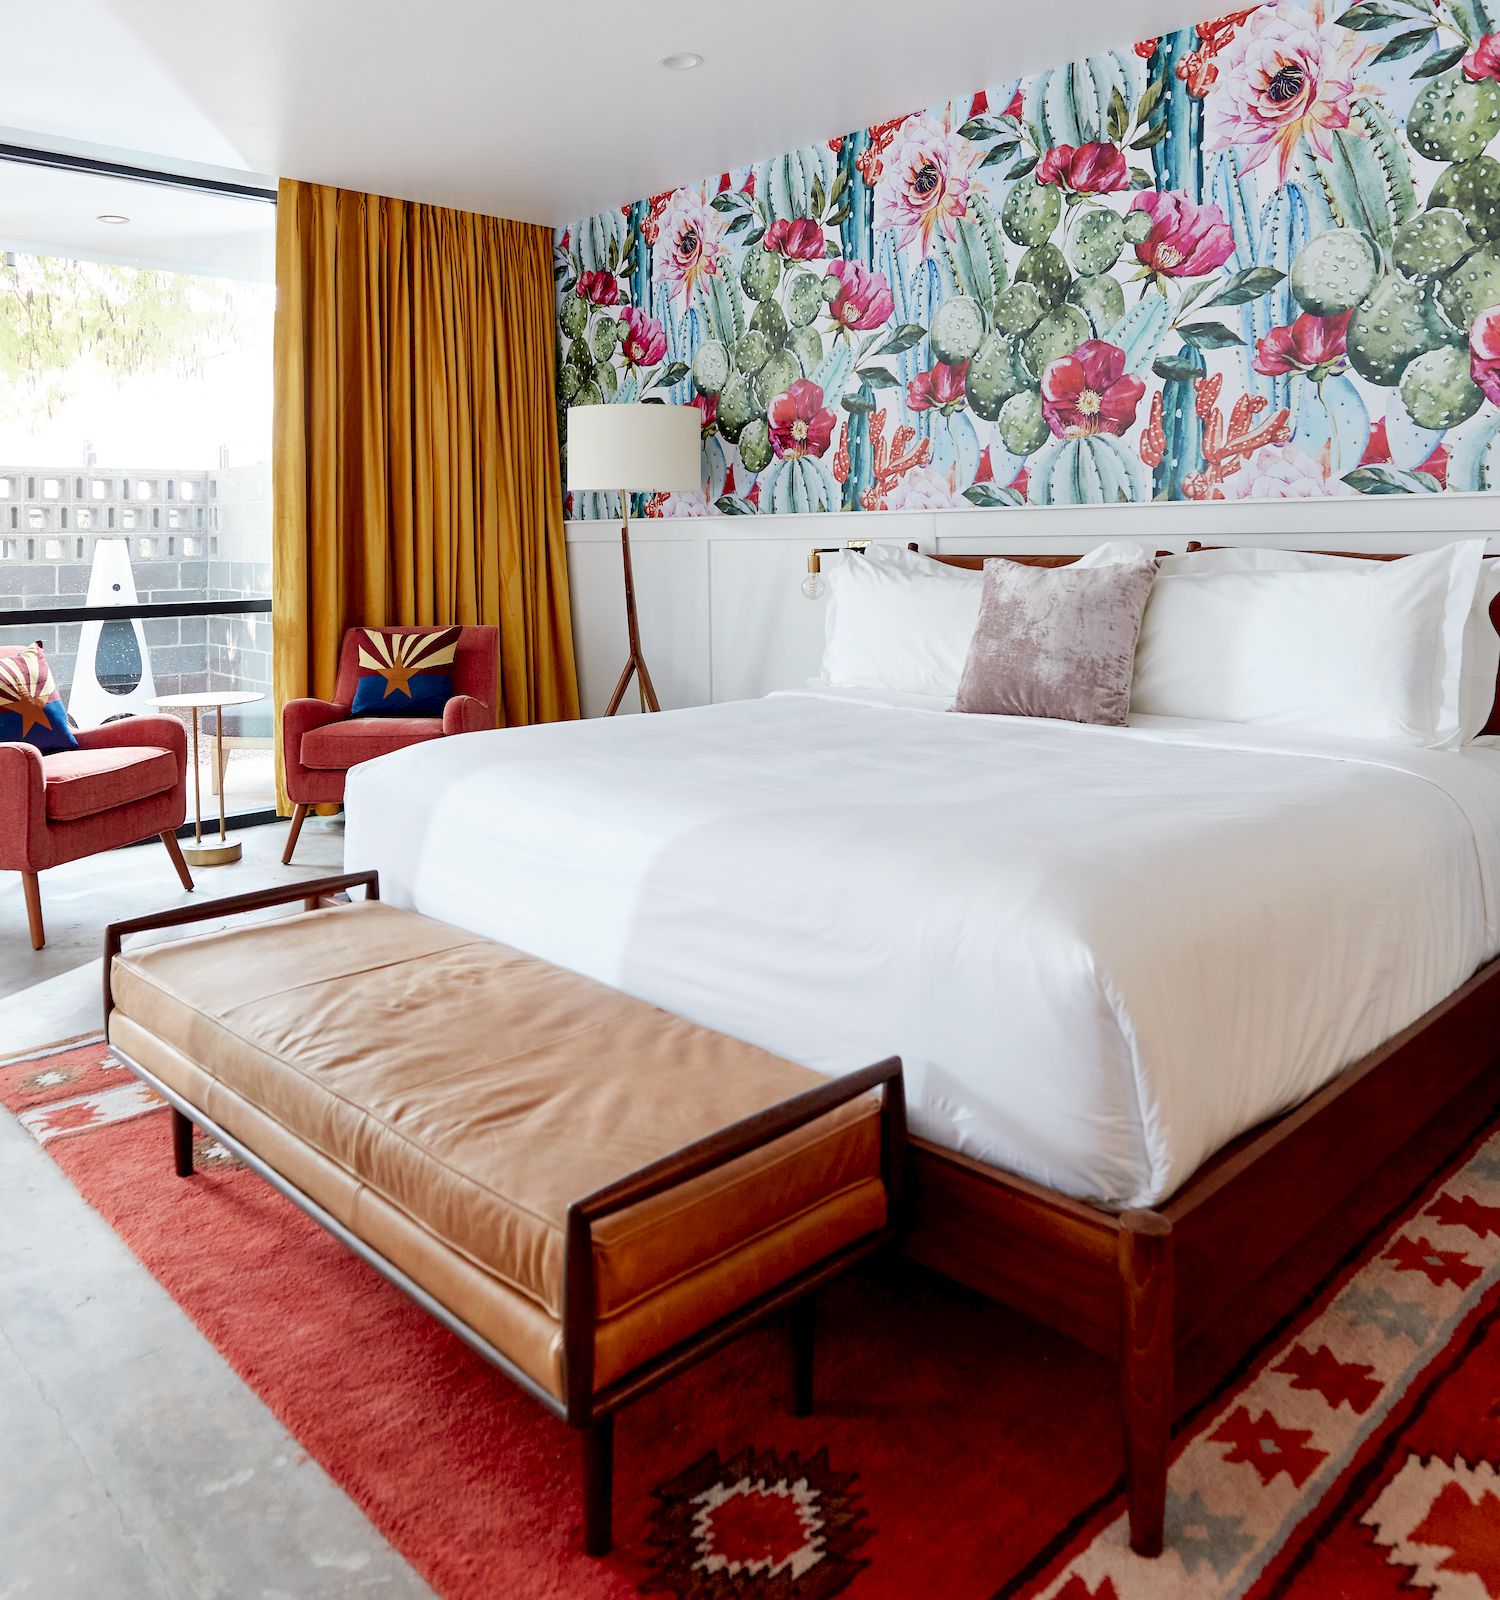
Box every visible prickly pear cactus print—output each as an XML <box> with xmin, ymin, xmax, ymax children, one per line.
<box><xmin>556</xmin><ymin>3</ymin><xmax>1500</xmax><ymax>513</ymax></box>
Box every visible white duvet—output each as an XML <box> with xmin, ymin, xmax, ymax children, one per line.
<box><xmin>344</xmin><ymin>688</ymin><xmax>1500</xmax><ymax>1209</ymax></box>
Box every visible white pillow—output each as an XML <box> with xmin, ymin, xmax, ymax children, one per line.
<box><xmin>1075</xmin><ymin>540</ymin><xmax>1160</xmax><ymax>569</ymax></box>
<box><xmin>821</xmin><ymin>547</ymin><xmax>980</xmax><ymax>698</ymax></box>
<box><xmin>1161</xmin><ymin>544</ymin><xmax>1500</xmax><ymax>741</ymax></box>
<box><xmin>1132</xmin><ymin>541</ymin><xmax>1485</xmax><ymax>748</ymax></box>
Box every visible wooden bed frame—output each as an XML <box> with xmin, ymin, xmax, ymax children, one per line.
<box><xmin>894</xmin><ymin>546</ymin><xmax>1500</xmax><ymax>1556</ymax></box>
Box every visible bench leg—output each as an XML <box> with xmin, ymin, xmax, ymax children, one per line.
<box><xmin>171</xmin><ymin>1108</ymin><xmax>194</xmax><ymax>1178</ymax></box>
<box><xmin>790</xmin><ymin>1295</ymin><xmax>816</xmax><ymax>1417</ymax></box>
<box><xmin>581</xmin><ymin>1414</ymin><xmax>614</xmax><ymax>1556</ymax></box>
<box><xmin>1119</xmin><ymin>1210</ymin><xmax>1175</xmax><ymax>1557</ymax></box>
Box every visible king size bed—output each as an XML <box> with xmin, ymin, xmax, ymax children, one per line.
<box><xmin>342</xmin><ymin>549</ymin><xmax>1500</xmax><ymax>1555</ymax></box>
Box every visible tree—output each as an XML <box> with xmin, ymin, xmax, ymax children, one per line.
<box><xmin>0</xmin><ymin>253</ymin><xmax>242</xmax><ymax>423</ymax></box>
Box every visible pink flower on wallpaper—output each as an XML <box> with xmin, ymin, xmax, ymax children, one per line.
<box><xmin>882</xmin><ymin>464</ymin><xmax>965</xmax><ymax>505</ymax></box>
<box><xmin>653</xmin><ymin>185</ymin><xmax>726</xmax><ymax>302</ymax></box>
<box><xmin>906</xmin><ymin>360</ymin><xmax>969</xmax><ymax>413</ymax></box>
<box><xmin>883</xmin><ymin>463</ymin><xmax>968</xmax><ymax>511</ymax></box>
<box><xmin>575</xmin><ymin>270</ymin><xmax>620</xmax><ymax>306</ymax></box>
<box><xmin>1130</xmin><ymin>190</ymin><xmax>1235</xmax><ymax>277</ymax></box>
<box><xmin>1472</xmin><ymin>305</ymin><xmax>1500</xmax><ymax>407</ymax></box>
<box><xmin>768</xmin><ymin>379</ymin><xmax>837</xmax><ymax>460</ymax></box>
<box><xmin>692</xmin><ymin>391</ymin><xmax>718</xmax><ymax>431</ymax></box>
<box><xmin>1036</xmin><ymin>142</ymin><xmax>1129</xmax><ymax>194</ymax></box>
<box><xmin>1218</xmin><ymin>443</ymin><xmax>1333</xmax><ymax>499</ymax></box>
<box><xmin>764</xmin><ymin>219</ymin><xmax>826</xmax><ymax>260</ymax></box>
<box><xmin>1203</xmin><ymin>2</ymin><xmax>1367</xmax><ymax>183</ymax></box>
<box><xmin>874</xmin><ymin>112</ymin><xmax>980</xmax><ymax>254</ymax></box>
<box><xmin>647</xmin><ymin>489</ymin><xmax>718</xmax><ymax>518</ymax></box>
<box><xmin>1041</xmin><ymin>341</ymin><xmax>1145</xmax><ymax>438</ymax></box>
<box><xmin>826</xmin><ymin>260</ymin><xmax>895</xmax><ymax>330</ymax></box>
<box><xmin>1253</xmin><ymin>309</ymin><xmax>1351</xmax><ymax>376</ymax></box>
<box><xmin>619</xmin><ymin>306</ymin><xmax>666</xmax><ymax>368</ymax></box>
<box><xmin>1463</xmin><ymin>33</ymin><xmax>1500</xmax><ymax>80</ymax></box>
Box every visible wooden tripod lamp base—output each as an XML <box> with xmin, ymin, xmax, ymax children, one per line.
<box><xmin>603</xmin><ymin>510</ymin><xmax>659</xmax><ymax>716</ymax></box>
<box><xmin>564</xmin><ymin>403</ymin><xmax>702</xmax><ymax>719</ymax></box>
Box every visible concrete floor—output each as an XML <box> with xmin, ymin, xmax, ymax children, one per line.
<box><xmin>0</xmin><ymin>818</ymin><xmax>435</xmax><ymax>1600</ymax></box>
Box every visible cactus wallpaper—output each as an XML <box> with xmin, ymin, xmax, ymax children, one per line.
<box><xmin>555</xmin><ymin>1</ymin><xmax>1500</xmax><ymax>515</ymax></box>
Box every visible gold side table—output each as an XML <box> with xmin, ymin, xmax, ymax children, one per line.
<box><xmin>151</xmin><ymin>691</ymin><xmax>265</xmax><ymax>866</ymax></box>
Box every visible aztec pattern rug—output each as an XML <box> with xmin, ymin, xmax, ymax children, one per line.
<box><xmin>6</xmin><ymin>1035</ymin><xmax>1500</xmax><ymax>1600</ymax></box>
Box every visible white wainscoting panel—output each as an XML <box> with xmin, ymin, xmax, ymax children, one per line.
<box><xmin>565</xmin><ymin>497</ymin><xmax>1500</xmax><ymax>718</ymax></box>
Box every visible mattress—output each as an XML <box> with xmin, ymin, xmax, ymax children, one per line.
<box><xmin>344</xmin><ymin>688</ymin><xmax>1500</xmax><ymax>1208</ymax></box>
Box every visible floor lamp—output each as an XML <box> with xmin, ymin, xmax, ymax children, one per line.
<box><xmin>565</xmin><ymin>404</ymin><xmax>701</xmax><ymax>715</ymax></box>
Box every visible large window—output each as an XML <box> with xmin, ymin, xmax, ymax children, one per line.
<box><xmin>0</xmin><ymin>151</ymin><xmax>276</xmax><ymax>816</ymax></box>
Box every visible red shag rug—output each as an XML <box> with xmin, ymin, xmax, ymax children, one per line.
<box><xmin>7</xmin><ymin>1037</ymin><xmax>1500</xmax><ymax>1600</ymax></box>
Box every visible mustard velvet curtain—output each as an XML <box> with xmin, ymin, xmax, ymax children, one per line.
<box><xmin>272</xmin><ymin>178</ymin><xmax>579</xmax><ymax>811</ymax></box>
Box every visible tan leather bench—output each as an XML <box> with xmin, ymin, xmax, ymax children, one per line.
<box><xmin>103</xmin><ymin>871</ymin><xmax>904</xmax><ymax>1554</ymax></box>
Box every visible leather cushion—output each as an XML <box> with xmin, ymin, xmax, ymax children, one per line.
<box><xmin>300</xmin><ymin>717</ymin><xmax>444</xmax><ymax>769</ymax></box>
<box><xmin>108</xmin><ymin>903</ymin><xmax>885</xmax><ymax>1332</ymax></box>
<box><xmin>42</xmin><ymin>745</ymin><xmax>176</xmax><ymax>821</ymax></box>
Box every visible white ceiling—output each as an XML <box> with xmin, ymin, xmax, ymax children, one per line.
<box><xmin>3</xmin><ymin>0</ymin><xmax>1214</xmax><ymax>229</ymax></box>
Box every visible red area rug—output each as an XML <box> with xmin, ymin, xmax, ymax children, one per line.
<box><xmin>7</xmin><ymin>1037</ymin><xmax>1500</xmax><ymax>1600</ymax></box>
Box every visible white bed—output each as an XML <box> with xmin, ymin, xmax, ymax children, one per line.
<box><xmin>343</xmin><ymin>686</ymin><xmax>1500</xmax><ymax>1209</ymax></box>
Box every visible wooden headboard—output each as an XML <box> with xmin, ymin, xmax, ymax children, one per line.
<box><xmin>916</xmin><ymin>543</ymin><xmax>1500</xmax><ymax>735</ymax></box>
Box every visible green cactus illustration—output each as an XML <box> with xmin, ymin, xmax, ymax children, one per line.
<box><xmin>1002</xmin><ymin>179</ymin><xmax>1063</xmax><ymax>248</ymax></box>
<box><xmin>783</xmin><ymin>272</ymin><xmax>824</xmax><ymax>328</ymax></box>
<box><xmin>1437</xmin><ymin>243</ymin><xmax>1500</xmax><ymax>330</ymax></box>
<box><xmin>738</xmin><ymin>418</ymin><xmax>774</xmax><ymax>474</ymax></box>
<box><xmin>1399</xmin><ymin>345</ymin><xmax>1485</xmax><ymax>428</ymax></box>
<box><xmin>1149</xmin><ymin>33</ymin><xmax>1202</xmax><ymax>198</ymax></box>
<box><xmin>1023</xmin><ymin>306</ymin><xmax>1091</xmax><ymax>379</ymax></box>
<box><xmin>1346</xmin><ymin>99</ymin><xmax>1418</xmax><ymax>231</ymax></box>
<box><xmin>1393</xmin><ymin>209</ymin><xmax>1476</xmax><ymax>280</ymax></box>
<box><xmin>1154</xmin><ymin>344</ymin><xmax>1206</xmax><ymax>500</ymax></box>
<box><xmin>1429</xmin><ymin>156</ymin><xmax>1500</xmax><ymax>243</ymax></box>
<box><xmin>786</xmin><ymin>325</ymin><xmax>824</xmax><ymax>376</ymax></box>
<box><xmin>1066</xmin><ymin>273</ymin><xmax>1125</xmax><ymax>336</ymax></box>
<box><xmin>1029</xmin><ymin>433</ymin><xmax>1147</xmax><ymax>504</ymax></box>
<box><xmin>560</xmin><ymin>295</ymin><xmax>588</xmax><ymax>339</ymax></box>
<box><xmin>1290</xmin><ymin>230</ymin><xmax>1379</xmax><ymax>316</ymax></box>
<box><xmin>716</xmin><ymin>371</ymin><xmax>760</xmax><ymax>442</ymax></box>
<box><xmin>693</xmin><ymin>340</ymin><xmax>731</xmax><ymax>395</ymax></box>
<box><xmin>966</xmin><ymin>332</ymin><xmax>1030</xmax><ymax>421</ymax></box>
<box><xmin>1346</xmin><ymin>276</ymin><xmax>1448</xmax><ymax>386</ymax></box>
<box><xmin>588</xmin><ymin>316</ymin><xmax>621</xmax><ymax>363</ymax></box>
<box><xmin>995</xmin><ymin>283</ymin><xmax>1046</xmax><ymax>334</ymax></box>
<box><xmin>735</xmin><ymin>328</ymin><xmax>772</xmax><ymax>374</ymax></box>
<box><xmin>557</xmin><ymin>365</ymin><xmax>581</xmax><ymax>403</ymax></box>
<box><xmin>750</xmin><ymin>299</ymin><xmax>788</xmax><ymax>348</ymax></box>
<box><xmin>930</xmin><ymin>296</ymin><xmax>986</xmax><ymax>363</ymax></box>
<box><xmin>754</xmin><ymin>348</ymin><xmax>801</xmax><ymax>408</ymax></box>
<box><xmin>1450</xmin><ymin>412</ymin><xmax>1500</xmax><ymax>491</ymax></box>
<box><xmin>1025</xmin><ymin>50</ymin><xmax>1138</xmax><ymax>147</ymax></box>
<box><xmin>741</xmin><ymin>247</ymin><xmax>781</xmax><ymax>302</ymax></box>
<box><xmin>1067</xmin><ymin>209</ymin><xmax>1126</xmax><ymax>277</ymax></box>
<box><xmin>997</xmin><ymin>390</ymin><xmax>1051</xmax><ymax>455</ymax></box>
<box><xmin>1407</xmin><ymin>76</ymin><xmax>1500</xmax><ymax>166</ymax></box>
<box><xmin>1016</xmin><ymin>243</ymin><xmax>1071</xmax><ymax>310</ymax></box>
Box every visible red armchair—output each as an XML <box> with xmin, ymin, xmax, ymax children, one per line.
<box><xmin>2</xmin><ymin>714</ymin><xmax>193</xmax><ymax>950</ymax></box>
<box><xmin>281</xmin><ymin>625</ymin><xmax>498</xmax><ymax>864</ymax></box>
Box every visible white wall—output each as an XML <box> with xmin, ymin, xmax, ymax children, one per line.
<box><xmin>565</xmin><ymin>498</ymin><xmax>1500</xmax><ymax>718</ymax></box>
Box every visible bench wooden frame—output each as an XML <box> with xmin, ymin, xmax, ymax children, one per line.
<box><xmin>103</xmin><ymin>872</ymin><xmax>907</xmax><ymax>1556</ymax></box>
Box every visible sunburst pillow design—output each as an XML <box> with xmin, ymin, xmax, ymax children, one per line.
<box><xmin>350</xmin><ymin>628</ymin><xmax>462</xmax><ymax>718</ymax></box>
<box><xmin>0</xmin><ymin>643</ymin><xmax>78</xmax><ymax>754</ymax></box>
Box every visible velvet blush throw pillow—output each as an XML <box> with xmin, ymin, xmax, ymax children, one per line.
<box><xmin>951</xmin><ymin>558</ymin><xmax>1156</xmax><ymax>725</ymax></box>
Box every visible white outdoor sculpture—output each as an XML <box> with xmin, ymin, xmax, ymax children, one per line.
<box><xmin>68</xmin><ymin>537</ymin><xmax>158</xmax><ymax>728</ymax></box>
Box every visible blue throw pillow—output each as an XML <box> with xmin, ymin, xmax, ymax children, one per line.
<box><xmin>350</xmin><ymin>627</ymin><xmax>461</xmax><ymax>718</ymax></box>
<box><xmin>0</xmin><ymin>643</ymin><xmax>79</xmax><ymax>753</ymax></box>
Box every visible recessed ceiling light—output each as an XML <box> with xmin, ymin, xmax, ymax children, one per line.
<box><xmin>96</xmin><ymin>214</ymin><xmax>129</xmax><ymax>224</ymax></box>
<box><xmin>659</xmin><ymin>51</ymin><xmax>703</xmax><ymax>70</ymax></box>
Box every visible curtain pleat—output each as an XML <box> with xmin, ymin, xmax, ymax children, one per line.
<box><xmin>272</xmin><ymin>179</ymin><xmax>579</xmax><ymax>812</ymax></box>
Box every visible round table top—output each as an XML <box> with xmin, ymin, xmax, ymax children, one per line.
<box><xmin>150</xmin><ymin>691</ymin><xmax>265</xmax><ymax>710</ymax></box>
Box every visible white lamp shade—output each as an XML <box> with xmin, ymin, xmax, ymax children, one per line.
<box><xmin>565</xmin><ymin>404</ymin><xmax>702</xmax><ymax>494</ymax></box>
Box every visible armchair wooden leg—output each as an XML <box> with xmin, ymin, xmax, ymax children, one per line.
<box><xmin>160</xmin><ymin>831</ymin><xmax>195</xmax><ymax>893</ymax></box>
<box><xmin>21</xmin><ymin>871</ymin><xmax>44</xmax><ymax>950</ymax></box>
<box><xmin>282</xmin><ymin>803</ymin><xmax>309</xmax><ymax>866</ymax></box>
<box><xmin>171</xmin><ymin>1107</ymin><xmax>194</xmax><ymax>1177</ymax></box>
